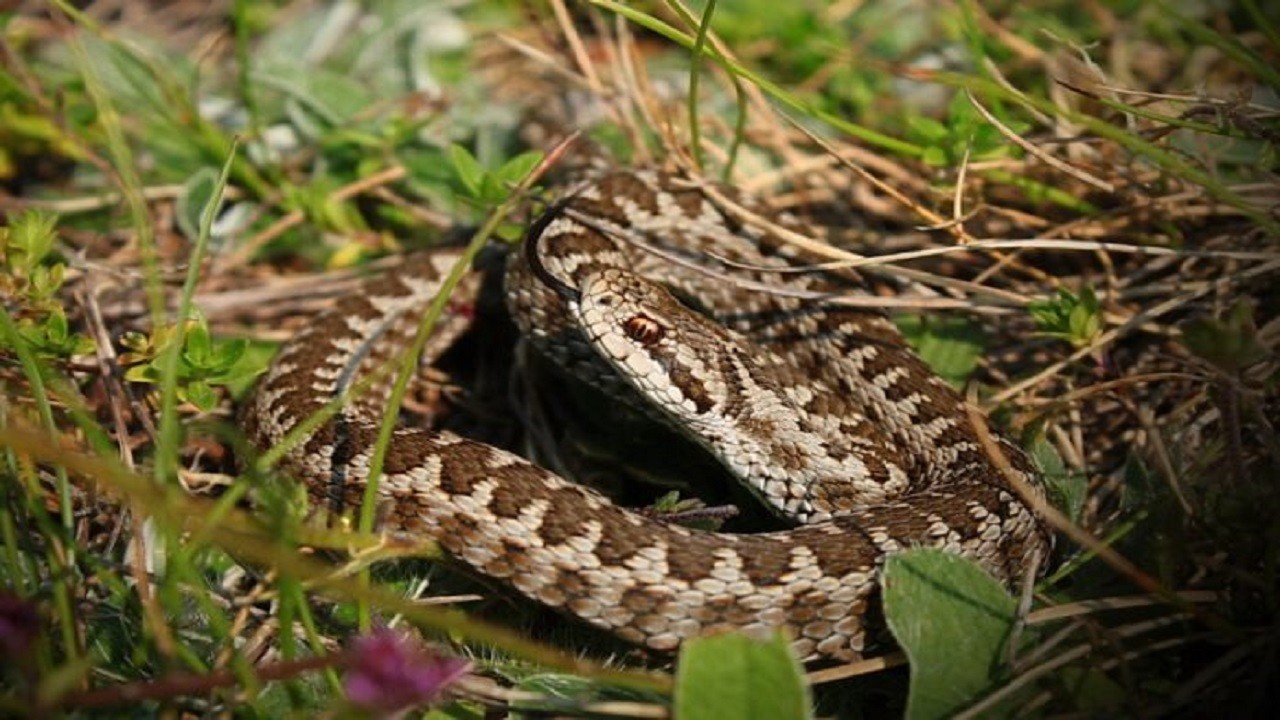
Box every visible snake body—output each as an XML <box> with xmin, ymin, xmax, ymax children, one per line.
<box><xmin>243</xmin><ymin>169</ymin><xmax>1051</xmax><ymax>662</ymax></box>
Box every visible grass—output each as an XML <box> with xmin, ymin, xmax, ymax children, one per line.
<box><xmin>1</xmin><ymin>1</ymin><xmax>1277</xmax><ymax>717</ymax></box>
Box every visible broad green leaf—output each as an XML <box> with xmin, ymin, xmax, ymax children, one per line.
<box><xmin>183</xmin><ymin>380</ymin><xmax>217</xmax><ymax>411</ymax></box>
<box><xmin>895</xmin><ymin>314</ymin><xmax>985</xmax><ymax>387</ymax></box>
<box><xmin>448</xmin><ymin>144</ymin><xmax>485</xmax><ymax>198</ymax></box>
<box><xmin>211</xmin><ymin>337</ymin><xmax>250</xmax><ymax>371</ymax></box>
<box><xmin>1181</xmin><ymin>300</ymin><xmax>1267</xmax><ymax>373</ymax></box>
<box><xmin>479</xmin><ymin>175</ymin><xmax>504</xmax><ymax>205</ymax></box>
<box><xmin>675</xmin><ymin>632</ymin><xmax>811</xmax><ymax>720</ymax></box>
<box><xmin>907</xmin><ymin>115</ymin><xmax>949</xmax><ymax>143</ymax></box>
<box><xmin>883</xmin><ymin>549</ymin><xmax>1027</xmax><ymax>719</ymax></box>
<box><xmin>496</xmin><ymin>150</ymin><xmax>544</xmax><ymax>186</ymax></box>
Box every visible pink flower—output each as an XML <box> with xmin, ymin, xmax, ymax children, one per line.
<box><xmin>343</xmin><ymin>628</ymin><xmax>470</xmax><ymax>717</ymax></box>
<box><xmin>0</xmin><ymin>592</ymin><xmax>39</xmax><ymax>659</ymax></box>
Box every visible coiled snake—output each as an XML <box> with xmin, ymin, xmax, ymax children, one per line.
<box><xmin>242</xmin><ymin>168</ymin><xmax>1051</xmax><ymax>662</ymax></box>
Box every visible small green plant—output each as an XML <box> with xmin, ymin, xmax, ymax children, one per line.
<box><xmin>1028</xmin><ymin>285</ymin><xmax>1103</xmax><ymax>348</ymax></box>
<box><xmin>1</xmin><ymin>210</ymin><xmax>60</xmax><ymax>301</ymax></box>
<box><xmin>120</xmin><ymin>318</ymin><xmax>258</xmax><ymax>411</ymax></box>
<box><xmin>16</xmin><ymin>306</ymin><xmax>94</xmax><ymax>359</ymax></box>
<box><xmin>1181</xmin><ymin>300</ymin><xmax>1269</xmax><ymax>375</ymax></box>
<box><xmin>1</xmin><ymin>210</ymin><xmax>95</xmax><ymax>359</ymax></box>
<box><xmin>447</xmin><ymin>144</ymin><xmax>543</xmax><ymax>238</ymax></box>
<box><xmin>448</xmin><ymin>144</ymin><xmax>543</xmax><ymax>202</ymax></box>
<box><xmin>907</xmin><ymin>93</ymin><xmax>1029</xmax><ymax>167</ymax></box>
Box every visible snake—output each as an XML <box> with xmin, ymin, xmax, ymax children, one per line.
<box><xmin>241</xmin><ymin>168</ymin><xmax>1052</xmax><ymax>662</ymax></box>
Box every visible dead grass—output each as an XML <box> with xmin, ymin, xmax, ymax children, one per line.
<box><xmin>1</xmin><ymin>1</ymin><xmax>1277</xmax><ymax>716</ymax></box>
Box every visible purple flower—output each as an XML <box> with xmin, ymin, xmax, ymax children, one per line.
<box><xmin>0</xmin><ymin>592</ymin><xmax>39</xmax><ymax>659</ymax></box>
<box><xmin>343</xmin><ymin>628</ymin><xmax>470</xmax><ymax>717</ymax></box>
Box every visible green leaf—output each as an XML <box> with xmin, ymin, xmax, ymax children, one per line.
<box><xmin>448</xmin><ymin>144</ymin><xmax>485</xmax><ymax>198</ymax></box>
<box><xmin>895</xmin><ymin>314</ymin><xmax>985</xmax><ymax>387</ymax></box>
<box><xmin>515</xmin><ymin>673</ymin><xmax>602</xmax><ymax>699</ymax></box>
<box><xmin>44</xmin><ymin>306</ymin><xmax>69</xmax><ymax>343</ymax></box>
<box><xmin>176</xmin><ymin>167</ymin><xmax>219</xmax><ymax>241</ymax></box>
<box><xmin>123</xmin><ymin>364</ymin><xmax>157</xmax><ymax>383</ymax></box>
<box><xmin>29</xmin><ymin>263</ymin><xmax>66</xmax><ymax>300</ymax></box>
<box><xmin>1030</xmin><ymin>437</ymin><xmax>1087</xmax><ymax>524</ymax></box>
<box><xmin>183</xmin><ymin>380</ymin><xmax>218</xmax><ymax>411</ymax></box>
<box><xmin>8</xmin><ymin>209</ymin><xmax>59</xmax><ymax>271</ymax></box>
<box><xmin>220</xmin><ymin>341</ymin><xmax>275</xmax><ymax>398</ymax></box>
<box><xmin>1181</xmin><ymin>300</ymin><xmax>1268</xmax><ymax>373</ymax></box>
<box><xmin>675</xmin><ymin>632</ymin><xmax>811</xmax><ymax>720</ymax></box>
<box><xmin>210</xmin><ymin>337</ymin><xmax>249</xmax><ymax>371</ymax></box>
<box><xmin>479</xmin><ymin>174</ymin><xmax>504</xmax><ymax>205</ymax></box>
<box><xmin>508</xmin><ymin>673</ymin><xmax>661</xmax><ymax>718</ymax></box>
<box><xmin>184</xmin><ymin>322</ymin><xmax>213</xmax><ymax>367</ymax></box>
<box><xmin>652</xmin><ymin>490</ymin><xmax>684</xmax><ymax>512</ymax></box>
<box><xmin>883</xmin><ymin>549</ymin><xmax>1028</xmax><ymax>719</ymax></box>
<box><xmin>907</xmin><ymin>115</ymin><xmax>949</xmax><ymax>144</ymax></box>
<box><xmin>16</xmin><ymin>307</ymin><xmax>94</xmax><ymax>358</ymax></box>
<box><xmin>1067</xmin><ymin>302</ymin><xmax>1098</xmax><ymax>342</ymax></box>
<box><xmin>496</xmin><ymin>150</ymin><xmax>544</xmax><ymax>186</ymax></box>
<box><xmin>118</xmin><ymin>330</ymin><xmax>153</xmax><ymax>358</ymax></box>
<box><xmin>1053</xmin><ymin>665</ymin><xmax>1127</xmax><ymax>713</ymax></box>
<box><xmin>921</xmin><ymin>146</ymin><xmax>949</xmax><ymax>167</ymax></box>
<box><xmin>423</xmin><ymin>702</ymin><xmax>486</xmax><ymax>720</ymax></box>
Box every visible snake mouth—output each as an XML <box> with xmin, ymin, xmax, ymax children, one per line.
<box><xmin>524</xmin><ymin>197</ymin><xmax>582</xmax><ymax>303</ymax></box>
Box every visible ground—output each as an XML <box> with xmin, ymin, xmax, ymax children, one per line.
<box><xmin>0</xmin><ymin>1</ymin><xmax>1277</xmax><ymax>717</ymax></box>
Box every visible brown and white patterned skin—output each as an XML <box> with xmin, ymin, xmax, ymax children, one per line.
<box><xmin>242</xmin><ymin>169</ymin><xmax>1052</xmax><ymax>662</ymax></box>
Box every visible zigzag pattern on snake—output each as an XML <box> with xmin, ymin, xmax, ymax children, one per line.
<box><xmin>241</xmin><ymin>168</ymin><xmax>1051</xmax><ymax>662</ymax></box>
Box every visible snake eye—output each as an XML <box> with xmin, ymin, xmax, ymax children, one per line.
<box><xmin>623</xmin><ymin>314</ymin><xmax>665</xmax><ymax>345</ymax></box>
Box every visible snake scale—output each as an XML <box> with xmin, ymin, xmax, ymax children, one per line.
<box><xmin>242</xmin><ymin>168</ymin><xmax>1051</xmax><ymax>662</ymax></box>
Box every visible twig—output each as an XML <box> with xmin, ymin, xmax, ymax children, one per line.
<box><xmin>56</xmin><ymin>653</ymin><xmax>341</xmax><ymax>710</ymax></box>
<box><xmin>806</xmin><ymin>652</ymin><xmax>907</xmax><ymax>685</ymax></box>
<box><xmin>966</xmin><ymin>91</ymin><xmax>1115</xmax><ymax>193</ymax></box>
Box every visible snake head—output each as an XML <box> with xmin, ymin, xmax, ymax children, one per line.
<box><xmin>573</xmin><ymin>268</ymin><xmax>834</xmax><ymax>522</ymax></box>
<box><xmin>572</xmin><ymin>267</ymin><xmax>746</xmax><ymax>422</ymax></box>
